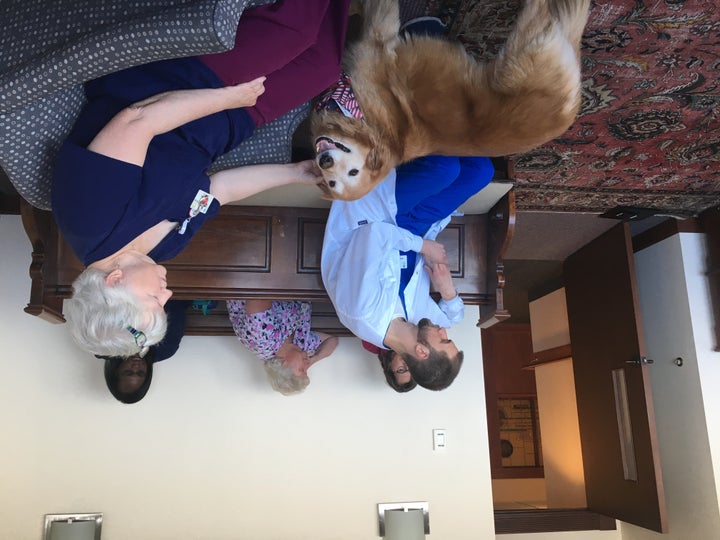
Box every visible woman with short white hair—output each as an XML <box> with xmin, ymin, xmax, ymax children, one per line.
<box><xmin>227</xmin><ymin>300</ymin><xmax>339</xmax><ymax>395</ymax></box>
<box><xmin>52</xmin><ymin>0</ymin><xmax>350</xmax><ymax>356</ymax></box>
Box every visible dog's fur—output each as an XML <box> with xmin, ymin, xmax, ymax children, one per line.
<box><xmin>311</xmin><ymin>0</ymin><xmax>591</xmax><ymax>200</ymax></box>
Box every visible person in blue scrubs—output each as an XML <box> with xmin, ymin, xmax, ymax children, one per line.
<box><xmin>52</xmin><ymin>1</ymin><xmax>350</xmax><ymax>357</ymax></box>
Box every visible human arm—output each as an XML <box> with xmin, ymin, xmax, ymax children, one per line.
<box><xmin>420</xmin><ymin>239</ymin><xmax>448</xmax><ymax>265</ymax></box>
<box><xmin>208</xmin><ymin>160</ymin><xmax>323</xmax><ymax>205</ymax></box>
<box><xmin>309</xmin><ymin>332</ymin><xmax>339</xmax><ymax>364</ymax></box>
<box><xmin>424</xmin><ymin>262</ymin><xmax>457</xmax><ymax>301</ymax></box>
<box><xmin>428</xmin><ymin>263</ymin><xmax>465</xmax><ymax>324</ymax></box>
<box><xmin>87</xmin><ymin>77</ymin><xmax>266</xmax><ymax>167</ymax></box>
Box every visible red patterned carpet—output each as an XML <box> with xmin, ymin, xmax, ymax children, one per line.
<box><xmin>426</xmin><ymin>0</ymin><xmax>720</xmax><ymax>216</ymax></box>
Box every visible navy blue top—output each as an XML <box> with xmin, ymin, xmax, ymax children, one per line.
<box><xmin>51</xmin><ymin>57</ymin><xmax>255</xmax><ymax>265</ymax></box>
<box><xmin>95</xmin><ymin>299</ymin><xmax>190</xmax><ymax>363</ymax></box>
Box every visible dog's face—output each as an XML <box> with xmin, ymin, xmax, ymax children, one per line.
<box><xmin>314</xmin><ymin>135</ymin><xmax>377</xmax><ymax>200</ymax></box>
<box><xmin>311</xmin><ymin>113</ymin><xmax>394</xmax><ymax>201</ymax></box>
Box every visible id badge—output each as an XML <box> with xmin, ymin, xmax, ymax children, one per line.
<box><xmin>189</xmin><ymin>189</ymin><xmax>214</xmax><ymax>217</ymax></box>
<box><xmin>399</xmin><ymin>254</ymin><xmax>408</xmax><ymax>269</ymax></box>
<box><xmin>178</xmin><ymin>189</ymin><xmax>215</xmax><ymax>235</ymax></box>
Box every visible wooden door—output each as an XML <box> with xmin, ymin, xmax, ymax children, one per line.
<box><xmin>564</xmin><ymin>223</ymin><xmax>667</xmax><ymax>533</ymax></box>
<box><xmin>481</xmin><ymin>323</ymin><xmax>543</xmax><ymax>479</ymax></box>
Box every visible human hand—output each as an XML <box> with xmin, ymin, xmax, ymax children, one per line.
<box><xmin>311</xmin><ymin>335</ymin><xmax>339</xmax><ymax>362</ymax></box>
<box><xmin>424</xmin><ymin>262</ymin><xmax>457</xmax><ymax>300</ymax></box>
<box><xmin>293</xmin><ymin>160</ymin><xmax>324</xmax><ymax>185</ymax></box>
<box><xmin>420</xmin><ymin>239</ymin><xmax>448</xmax><ymax>265</ymax></box>
<box><xmin>228</xmin><ymin>76</ymin><xmax>266</xmax><ymax>107</ymax></box>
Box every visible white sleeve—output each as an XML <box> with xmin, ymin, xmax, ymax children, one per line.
<box><xmin>438</xmin><ymin>294</ymin><xmax>465</xmax><ymax>325</ymax></box>
<box><xmin>368</xmin><ymin>222</ymin><xmax>423</xmax><ymax>253</ymax></box>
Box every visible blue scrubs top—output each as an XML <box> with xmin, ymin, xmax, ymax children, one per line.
<box><xmin>51</xmin><ymin>57</ymin><xmax>255</xmax><ymax>265</ymax></box>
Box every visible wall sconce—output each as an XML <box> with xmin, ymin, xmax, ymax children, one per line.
<box><xmin>44</xmin><ymin>513</ymin><xmax>102</xmax><ymax>540</ymax></box>
<box><xmin>377</xmin><ymin>502</ymin><xmax>429</xmax><ymax>539</ymax></box>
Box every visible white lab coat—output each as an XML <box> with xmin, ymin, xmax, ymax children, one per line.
<box><xmin>321</xmin><ymin>170</ymin><xmax>464</xmax><ymax>348</ymax></box>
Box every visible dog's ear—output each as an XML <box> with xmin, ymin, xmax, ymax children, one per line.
<box><xmin>365</xmin><ymin>146</ymin><xmax>385</xmax><ymax>171</ymax></box>
<box><xmin>366</xmin><ymin>136</ymin><xmax>396</xmax><ymax>170</ymax></box>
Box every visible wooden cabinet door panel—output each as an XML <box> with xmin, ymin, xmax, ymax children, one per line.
<box><xmin>564</xmin><ymin>223</ymin><xmax>667</xmax><ymax>533</ymax></box>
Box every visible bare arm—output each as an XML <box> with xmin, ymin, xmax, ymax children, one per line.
<box><xmin>420</xmin><ymin>239</ymin><xmax>448</xmax><ymax>265</ymax></box>
<box><xmin>309</xmin><ymin>333</ymin><xmax>339</xmax><ymax>364</ymax></box>
<box><xmin>425</xmin><ymin>262</ymin><xmax>457</xmax><ymax>300</ymax></box>
<box><xmin>209</xmin><ymin>160</ymin><xmax>323</xmax><ymax>206</ymax></box>
<box><xmin>87</xmin><ymin>77</ymin><xmax>266</xmax><ymax>166</ymax></box>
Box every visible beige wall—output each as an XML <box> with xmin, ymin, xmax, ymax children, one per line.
<box><xmin>0</xmin><ymin>215</ymin><xmax>495</xmax><ymax>540</ymax></box>
<box><xmin>6</xmin><ymin>213</ymin><xmax>718</xmax><ymax>540</ymax></box>
<box><xmin>491</xmin><ymin>479</ymin><xmax>546</xmax><ymax>505</ymax></box>
<box><xmin>528</xmin><ymin>288</ymin><xmax>570</xmax><ymax>352</ymax></box>
<box><xmin>529</xmin><ymin>288</ymin><xmax>586</xmax><ymax>509</ymax></box>
<box><xmin>534</xmin><ymin>359</ymin><xmax>586</xmax><ymax>509</ymax></box>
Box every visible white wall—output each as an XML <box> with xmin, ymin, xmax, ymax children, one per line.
<box><xmin>681</xmin><ymin>233</ymin><xmax>720</xmax><ymax>509</ymax></box>
<box><xmin>0</xmin><ymin>215</ymin><xmax>496</xmax><ymax>540</ymax></box>
<box><xmin>620</xmin><ymin>233</ymin><xmax>720</xmax><ymax>540</ymax></box>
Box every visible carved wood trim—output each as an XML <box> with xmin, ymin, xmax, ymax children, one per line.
<box><xmin>478</xmin><ymin>187</ymin><xmax>515</xmax><ymax>327</ymax></box>
<box><xmin>19</xmin><ymin>200</ymin><xmax>64</xmax><ymax>323</ymax></box>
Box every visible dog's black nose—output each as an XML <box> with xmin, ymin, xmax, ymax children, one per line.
<box><xmin>318</xmin><ymin>153</ymin><xmax>334</xmax><ymax>169</ymax></box>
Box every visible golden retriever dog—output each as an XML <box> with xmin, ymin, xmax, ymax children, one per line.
<box><xmin>311</xmin><ymin>0</ymin><xmax>591</xmax><ymax>200</ymax></box>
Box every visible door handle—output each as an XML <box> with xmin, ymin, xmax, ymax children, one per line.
<box><xmin>626</xmin><ymin>356</ymin><xmax>654</xmax><ymax>366</ymax></box>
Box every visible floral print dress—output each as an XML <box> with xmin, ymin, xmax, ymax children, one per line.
<box><xmin>226</xmin><ymin>300</ymin><xmax>321</xmax><ymax>362</ymax></box>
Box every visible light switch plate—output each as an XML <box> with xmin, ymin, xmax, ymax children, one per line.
<box><xmin>433</xmin><ymin>428</ymin><xmax>447</xmax><ymax>451</ymax></box>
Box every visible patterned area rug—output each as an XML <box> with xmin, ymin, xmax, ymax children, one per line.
<box><xmin>422</xmin><ymin>0</ymin><xmax>720</xmax><ymax>216</ymax></box>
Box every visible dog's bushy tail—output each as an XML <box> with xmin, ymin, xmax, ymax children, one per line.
<box><xmin>549</xmin><ymin>0</ymin><xmax>592</xmax><ymax>47</ymax></box>
<box><xmin>488</xmin><ymin>0</ymin><xmax>591</xmax><ymax>96</ymax></box>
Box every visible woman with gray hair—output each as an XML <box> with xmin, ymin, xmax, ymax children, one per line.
<box><xmin>227</xmin><ymin>300</ymin><xmax>338</xmax><ymax>395</ymax></box>
<box><xmin>52</xmin><ymin>0</ymin><xmax>350</xmax><ymax>357</ymax></box>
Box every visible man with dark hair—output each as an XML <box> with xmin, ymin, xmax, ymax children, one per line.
<box><xmin>321</xmin><ymin>155</ymin><xmax>493</xmax><ymax>390</ymax></box>
<box><xmin>401</xmin><ymin>318</ymin><xmax>464</xmax><ymax>391</ymax></box>
<box><xmin>98</xmin><ymin>300</ymin><xmax>190</xmax><ymax>403</ymax></box>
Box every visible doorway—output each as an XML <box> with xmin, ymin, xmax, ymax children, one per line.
<box><xmin>485</xmin><ymin>211</ymin><xmax>673</xmax><ymax>532</ymax></box>
<box><xmin>485</xmin><ymin>211</ymin><xmax>615</xmax><ymax>510</ymax></box>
